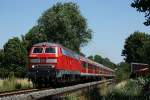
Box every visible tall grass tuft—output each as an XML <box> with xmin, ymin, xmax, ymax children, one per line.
<box><xmin>0</xmin><ymin>76</ymin><xmax>32</xmax><ymax>92</ymax></box>
<box><xmin>106</xmin><ymin>79</ymin><xmax>143</xmax><ymax>96</ymax></box>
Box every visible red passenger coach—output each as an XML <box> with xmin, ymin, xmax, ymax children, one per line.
<box><xmin>28</xmin><ymin>42</ymin><xmax>115</xmax><ymax>87</ymax></box>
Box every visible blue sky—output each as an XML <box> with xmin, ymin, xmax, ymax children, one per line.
<box><xmin>0</xmin><ymin>0</ymin><xmax>150</xmax><ymax>63</ymax></box>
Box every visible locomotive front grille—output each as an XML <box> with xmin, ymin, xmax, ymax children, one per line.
<box><xmin>29</xmin><ymin>65</ymin><xmax>56</xmax><ymax>80</ymax></box>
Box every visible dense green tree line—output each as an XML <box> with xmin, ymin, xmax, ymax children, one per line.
<box><xmin>88</xmin><ymin>55</ymin><xmax>116</xmax><ymax>69</ymax></box>
<box><xmin>116</xmin><ymin>62</ymin><xmax>130</xmax><ymax>82</ymax></box>
<box><xmin>0</xmin><ymin>37</ymin><xmax>28</xmax><ymax>77</ymax></box>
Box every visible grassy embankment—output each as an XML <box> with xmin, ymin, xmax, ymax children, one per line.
<box><xmin>0</xmin><ymin>77</ymin><xmax>149</xmax><ymax>99</ymax></box>
<box><xmin>65</xmin><ymin>78</ymin><xmax>149</xmax><ymax>100</ymax></box>
<box><xmin>0</xmin><ymin>76</ymin><xmax>32</xmax><ymax>92</ymax></box>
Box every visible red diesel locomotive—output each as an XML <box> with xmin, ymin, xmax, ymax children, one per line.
<box><xmin>28</xmin><ymin>42</ymin><xmax>115</xmax><ymax>87</ymax></box>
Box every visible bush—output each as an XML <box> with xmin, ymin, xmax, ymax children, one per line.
<box><xmin>0</xmin><ymin>68</ymin><xmax>9</xmax><ymax>78</ymax></box>
<box><xmin>107</xmin><ymin>79</ymin><xmax>142</xmax><ymax>96</ymax></box>
<box><xmin>0</xmin><ymin>67</ymin><xmax>27</xmax><ymax>78</ymax></box>
<box><xmin>116</xmin><ymin>62</ymin><xmax>130</xmax><ymax>82</ymax></box>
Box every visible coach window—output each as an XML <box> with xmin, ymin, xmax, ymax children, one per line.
<box><xmin>82</xmin><ymin>61</ymin><xmax>87</xmax><ymax>68</ymax></box>
<box><xmin>33</xmin><ymin>47</ymin><xmax>43</xmax><ymax>53</ymax></box>
<box><xmin>45</xmin><ymin>47</ymin><xmax>55</xmax><ymax>53</ymax></box>
<box><xmin>100</xmin><ymin>68</ymin><xmax>103</xmax><ymax>74</ymax></box>
<box><xmin>88</xmin><ymin>63</ymin><xmax>92</xmax><ymax>69</ymax></box>
<box><xmin>91</xmin><ymin>64</ymin><xmax>94</xmax><ymax>70</ymax></box>
<box><xmin>94</xmin><ymin>65</ymin><xmax>96</xmax><ymax>70</ymax></box>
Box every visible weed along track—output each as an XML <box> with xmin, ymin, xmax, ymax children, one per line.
<box><xmin>0</xmin><ymin>80</ymin><xmax>113</xmax><ymax>100</ymax></box>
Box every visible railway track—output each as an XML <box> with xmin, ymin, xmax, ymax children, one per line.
<box><xmin>0</xmin><ymin>88</ymin><xmax>38</xmax><ymax>97</ymax></box>
<box><xmin>0</xmin><ymin>87</ymin><xmax>54</xmax><ymax>98</ymax></box>
<box><xmin>0</xmin><ymin>79</ymin><xmax>113</xmax><ymax>100</ymax></box>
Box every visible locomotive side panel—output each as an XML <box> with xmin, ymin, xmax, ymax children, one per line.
<box><xmin>59</xmin><ymin>47</ymin><xmax>81</xmax><ymax>72</ymax></box>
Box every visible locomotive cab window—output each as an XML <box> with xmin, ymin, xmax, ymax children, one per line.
<box><xmin>45</xmin><ymin>47</ymin><xmax>56</xmax><ymax>53</ymax></box>
<box><xmin>33</xmin><ymin>47</ymin><xmax>43</xmax><ymax>53</ymax></box>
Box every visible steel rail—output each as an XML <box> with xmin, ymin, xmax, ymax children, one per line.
<box><xmin>0</xmin><ymin>89</ymin><xmax>39</xmax><ymax>97</ymax></box>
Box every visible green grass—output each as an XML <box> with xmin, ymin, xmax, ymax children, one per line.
<box><xmin>64</xmin><ymin>79</ymin><xmax>146</xmax><ymax>100</ymax></box>
<box><xmin>0</xmin><ymin>77</ymin><xmax>33</xmax><ymax>92</ymax></box>
<box><xmin>0</xmin><ymin>77</ymin><xmax>148</xmax><ymax>100</ymax></box>
<box><xmin>105</xmin><ymin>79</ymin><xmax>144</xmax><ymax>96</ymax></box>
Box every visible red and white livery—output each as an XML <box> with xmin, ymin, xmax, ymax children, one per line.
<box><xmin>28</xmin><ymin>42</ymin><xmax>115</xmax><ymax>87</ymax></box>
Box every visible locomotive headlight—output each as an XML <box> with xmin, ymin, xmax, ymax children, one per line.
<box><xmin>32</xmin><ymin>65</ymin><xmax>35</xmax><ymax>68</ymax></box>
<box><xmin>30</xmin><ymin>59</ymin><xmax>40</xmax><ymax>63</ymax></box>
<box><xmin>46</xmin><ymin>59</ymin><xmax>57</xmax><ymax>63</ymax></box>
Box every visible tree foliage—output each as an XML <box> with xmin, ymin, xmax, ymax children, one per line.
<box><xmin>25</xmin><ymin>26</ymin><xmax>48</xmax><ymax>51</ymax></box>
<box><xmin>0</xmin><ymin>49</ymin><xmax>4</xmax><ymax>67</ymax></box>
<box><xmin>122</xmin><ymin>31</ymin><xmax>150</xmax><ymax>65</ymax></box>
<box><xmin>3</xmin><ymin>37</ymin><xmax>28</xmax><ymax>77</ymax></box>
<box><xmin>131</xmin><ymin>0</ymin><xmax>150</xmax><ymax>26</ymax></box>
<box><xmin>116</xmin><ymin>62</ymin><xmax>130</xmax><ymax>82</ymax></box>
<box><xmin>88</xmin><ymin>55</ymin><xmax>116</xmax><ymax>69</ymax></box>
<box><xmin>87</xmin><ymin>55</ymin><xmax>94</xmax><ymax>60</ymax></box>
<box><xmin>29</xmin><ymin>2</ymin><xmax>92</xmax><ymax>53</ymax></box>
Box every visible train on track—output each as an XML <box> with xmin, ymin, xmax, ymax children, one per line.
<box><xmin>28</xmin><ymin>42</ymin><xmax>115</xmax><ymax>87</ymax></box>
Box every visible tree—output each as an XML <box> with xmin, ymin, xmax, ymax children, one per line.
<box><xmin>88</xmin><ymin>55</ymin><xmax>116</xmax><ymax>69</ymax></box>
<box><xmin>25</xmin><ymin>26</ymin><xmax>48</xmax><ymax>51</ymax></box>
<box><xmin>131</xmin><ymin>0</ymin><xmax>150</xmax><ymax>26</ymax></box>
<box><xmin>94</xmin><ymin>55</ymin><xmax>103</xmax><ymax>63</ymax></box>
<box><xmin>88</xmin><ymin>55</ymin><xmax>94</xmax><ymax>60</ymax></box>
<box><xmin>142</xmin><ymin>40</ymin><xmax>150</xmax><ymax>65</ymax></box>
<box><xmin>0</xmin><ymin>49</ymin><xmax>4</xmax><ymax>67</ymax></box>
<box><xmin>94</xmin><ymin>55</ymin><xmax>116</xmax><ymax>69</ymax></box>
<box><xmin>122</xmin><ymin>31</ymin><xmax>150</xmax><ymax>64</ymax></box>
<box><xmin>3</xmin><ymin>37</ymin><xmax>28</xmax><ymax>77</ymax></box>
<box><xmin>36</xmin><ymin>2</ymin><xmax>92</xmax><ymax>53</ymax></box>
<box><xmin>116</xmin><ymin>62</ymin><xmax>130</xmax><ymax>82</ymax></box>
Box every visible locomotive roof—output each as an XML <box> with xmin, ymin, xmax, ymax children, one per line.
<box><xmin>33</xmin><ymin>42</ymin><xmax>63</xmax><ymax>47</ymax></box>
<box><xmin>33</xmin><ymin>42</ymin><xmax>79</xmax><ymax>56</ymax></box>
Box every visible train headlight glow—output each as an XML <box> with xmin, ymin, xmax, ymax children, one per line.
<box><xmin>46</xmin><ymin>59</ymin><xmax>57</xmax><ymax>63</ymax></box>
<box><xmin>32</xmin><ymin>65</ymin><xmax>35</xmax><ymax>68</ymax></box>
<box><xmin>30</xmin><ymin>59</ymin><xmax>40</xmax><ymax>63</ymax></box>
